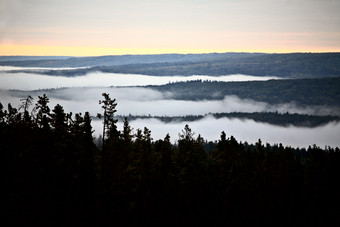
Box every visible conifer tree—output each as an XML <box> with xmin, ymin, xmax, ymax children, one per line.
<box><xmin>6</xmin><ymin>103</ymin><xmax>19</xmax><ymax>124</ymax></box>
<box><xmin>122</xmin><ymin>117</ymin><xmax>133</xmax><ymax>144</ymax></box>
<box><xmin>19</xmin><ymin>95</ymin><xmax>33</xmax><ymax>125</ymax></box>
<box><xmin>50</xmin><ymin>104</ymin><xmax>67</xmax><ymax>134</ymax></box>
<box><xmin>83</xmin><ymin>112</ymin><xmax>94</xmax><ymax>143</ymax></box>
<box><xmin>97</xmin><ymin>93</ymin><xmax>118</xmax><ymax>148</ymax></box>
<box><xmin>34</xmin><ymin>94</ymin><xmax>50</xmax><ymax>129</ymax></box>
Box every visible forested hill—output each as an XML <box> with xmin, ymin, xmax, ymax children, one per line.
<box><xmin>93</xmin><ymin>52</ymin><xmax>340</xmax><ymax>78</ymax></box>
<box><xmin>117</xmin><ymin>112</ymin><xmax>340</xmax><ymax>128</ymax></box>
<box><xmin>146</xmin><ymin>77</ymin><xmax>340</xmax><ymax>108</ymax></box>
<box><xmin>2</xmin><ymin>93</ymin><xmax>340</xmax><ymax>225</ymax></box>
<box><xmin>6</xmin><ymin>77</ymin><xmax>340</xmax><ymax>111</ymax></box>
<box><xmin>2</xmin><ymin>52</ymin><xmax>340</xmax><ymax>79</ymax></box>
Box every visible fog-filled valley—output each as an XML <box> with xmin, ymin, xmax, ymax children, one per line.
<box><xmin>3</xmin><ymin>0</ymin><xmax>340</xmax><ymax>223</ymax></box>
<box><xmin>0</xmin><ymin>67</ymin><xmax>280</xmax><ymax>90</ymax></box>
<box><xmin>1</xmin><ymin>63</ymin><xmax>340</xmax><ymax>148</ymax></box>
<box><xmin>2</xmin><ymin>53</ymin><xmax>340</xmax><ymax>226</ymax></box>
<box><xmin>2</xmin><ymin>53</ymin><xmax>340</xmax><ymax>78</ymax></box>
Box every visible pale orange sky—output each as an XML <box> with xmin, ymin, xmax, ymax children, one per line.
<box><xmin>1</xmin><ymin>0</ymin><xmax>340</xmax><ymax>56</ymax></box>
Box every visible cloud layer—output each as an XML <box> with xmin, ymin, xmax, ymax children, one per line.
<box><xmin>1</xmin><ymin>86</ymin><xmax>340</xmax><ymax>148</ymax></box>
<box><xmin>1</xmin><ymin>70</ymin><xmax>339</xmax><ymax>148</ymax></box>
<box><xmin>0</xmin><ymin>69</ymin><xmax>280</xmax><ymax>90</ymax></box>
<box><xmin>91</xmin><ymin>117</ymin><xmax>340</xmax><ymax>148</ymax></box>
<box><xmin>2</xmin><ymin>87</ymin><xmax>338</xmax><ymax>117</ymax></box>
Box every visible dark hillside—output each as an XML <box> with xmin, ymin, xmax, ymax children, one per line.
<box><xmin>2</xmin><ymin>94</ymin><xmax>340</xmax><ymax>226</ymax></box>
<box><xmin>146</xmin><ymin>77</ymin><xmax>340</xmax><ymax>107</ymax></box>
<box><xmin>117</xmin><ymin>112</ymin><xmax>340</xmax><ymax>128</ymax></box>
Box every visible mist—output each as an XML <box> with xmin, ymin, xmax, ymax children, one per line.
<box><xmin>2</xmin><ymin>87</ymin><xmax>338</xmax><ymax>117</ymax></box>
<box><xmin>1</xmin><ymin>69</ymin><xmax>339</xmax><ymax>148</ymax></box>
<box><xmin>0</xmin><ymin>69</ymin><xmax>280</xmax><ymax>90</ymax></box>
<box><xmin>1</xmin><ymin>86</ymin><xmax>340</xmax><ymax>148</ymax></box>
<box><xmin>90</xmin><ymin>116</ymin><xmax>340</xmax><ymax>148</ymax></box>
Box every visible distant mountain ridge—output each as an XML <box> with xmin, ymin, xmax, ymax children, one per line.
<box><xmin>1</xmin><ymin>52</ymin><xmax>340</xmax><ymax>78</ymax></box>
<box><xmin>0</xmin><ymin>52</ymin><xmax>263</xmax><ymax>68</ymax></box>
<box><xmin>0</xmin><ymin>56</ymin><xmax>70</xmax><ymax>61</ymax></box>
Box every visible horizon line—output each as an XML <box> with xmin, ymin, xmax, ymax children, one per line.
<box><xmin>1</xmin><ymin>44</ymin><xmax>340</xmax><ymax>57</ymax></box>
<box><xmin>1</xmin><ymin>51</ymin><xmax>340</xmax><ymax>58</ymax></box>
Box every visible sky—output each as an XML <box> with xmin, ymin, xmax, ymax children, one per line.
<box><xmin>1</xmin><ymin>0</ymin><xmax>340</xmax><ymax>56</ymax></box>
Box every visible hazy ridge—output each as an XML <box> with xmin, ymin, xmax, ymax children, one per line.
<box><xmin>2</xmin><ymin>52</ymin><xmax>340</xmax><ymax>78</ymax></box>
<box><xmin>0</xmin><ymin>52</ymin><xmax>263</xmax><ymax>67</ymax></box>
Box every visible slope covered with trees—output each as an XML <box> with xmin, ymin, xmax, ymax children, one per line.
<box><xmin>147</xmin><ymin>78</ymin><xmax>340</xmax><ymax>107</ymax></box>
<box><xmin>94</xmin><ymin>52</ymin><xmax>340</xmax><ymax>78</ymax></box>
<box><xmin>117</xmin><ymin>112</ymin><xmax>340</xmax><ymax>127</ymax></box>
<box><xmin>2</xmin><ymin>94</ymin><xmax>340</xmax><ymax>226</ymax></box>
<box><xmin>6</xmin><ymin>77</ymin><xmax>340</xmax><ymax>112</ymax></box>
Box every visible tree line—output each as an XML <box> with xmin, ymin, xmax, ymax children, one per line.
<box><xmin>2</xmin><ymin>93</ymin><xmax>340</xmax><ymax>226</ymax></box>
<box><xmin>147</xmin><ymin>78</ymin><xmax>340</xmax><ymax>107</ymax></box>
<box><xmin>116</xmin><ymin>111</ymin><xmax>340</xmax><ymax>128</ymax></box>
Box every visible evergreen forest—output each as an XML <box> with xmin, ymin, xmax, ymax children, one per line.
<box><xmin>117</xmin><ymin>112</ymin><xmax>339</xmax><ymax>128</ymax></box>
<box><xmin>146</xmin><ymin>78</ymin><xmax>340</xmax><ymax>107</ymax></box>
<box><xmin>2</xmin><ymin>93</ymin><xmax>340</xmax><ymax>226</ymax></box>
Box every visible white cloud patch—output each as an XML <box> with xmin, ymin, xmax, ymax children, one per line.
<box><xmin>0</xmin><ymin>70</ymin><xmax>280</xmax><ymax>90</ymax></box>
<box><xmin>91</xmin><ymin>116</ymin><xmax>340</xmax><ymax>148</ymax></box>
<box><xmin>2</xmin><ymin>87</ymin><xmax>338</xmax><ymax>117</ymax></box>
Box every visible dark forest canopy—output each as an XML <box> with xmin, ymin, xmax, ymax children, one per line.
<box><xmin>2</xmin><ymin>52</ymin><xmax>340</xmax><ymax>78</ymax></box>
<box><xmin>2</xmin><ymin>94</ymin><xmax>340</xmax><ymax>226</ymax></box>
<box><xmin>117</xmin><ymin>112</ymin><xmax>340</xmax><ymax>128</ymax></box>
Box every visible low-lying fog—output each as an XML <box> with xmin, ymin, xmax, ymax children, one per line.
<box><xmin>1</xmin><ymin>87</ymin><xmax>338</xmax><ymax>117</ymax></box>
<box><xmin>1</xmin><ymin>87</ymin><xmax>340</xmax><ymax>148</ymax></box>
<box><xmin>1</xmin><ymin>68</ymin><xmax>339</xmax><ymax>148</ymax></box>
<box><xmin>91</xmin><ymin>117</ymin><xmax>340</xmax><ymax>148</ymax></box>
<box><xmin>0</xmin><ymin>68</ymin><xmax>280</xmax><ymax>90</ymax></box>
